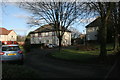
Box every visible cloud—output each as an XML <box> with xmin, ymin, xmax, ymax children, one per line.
<box><xmin>13</xmin><ymin>14</ymin><xmax>30</xmax><ymax>19</ymax></box>
<box><xmin>80</xmin><ymin>17</ymin><xmax>97</xmax><ymax>23</ymax></box>
<box><xmin>14</xmin><ymin>28</ymin><xmax>28</xmax><ymax>31</ymax></box>
<box><xmin>27</xmin><ymin>17</ymin><xmax>46</xmax><ymax>25</ymax></box>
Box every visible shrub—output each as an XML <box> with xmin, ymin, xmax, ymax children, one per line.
<box><xmin>23</xmin><ymin>38</ymin><xmax>31</xmax><ymax>52</ymax></box>
<box><xmin>75</xmin><ymin>45</ymin><xmax>98</xmax><ymax>51</ymax></box>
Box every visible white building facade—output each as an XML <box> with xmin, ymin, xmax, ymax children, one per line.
<box><xmin>85</xmin><ymin>17</ymin><xmax>101</xmax><ymax>41</ymax></box>
<box><xmin>86</xmin><ymin>27</ymin><xmax>98</xmax><ymax>41</ymax></box>
<box><xmin>30</xmin><ymin>25</ymin><xmax>71</xmax><ymax>46</ymax></box>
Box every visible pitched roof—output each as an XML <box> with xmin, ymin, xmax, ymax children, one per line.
<box><xmin>35</xmin><ymin>24</ymin><xmax>55</xmax><ymax>32</ymax></box>
<box><xmin>31</xmin><ymin>24</ymin><xmax>71</xmax><ymax>33</ymax></box>
<box><xmin>0</xmin><ymin>28</ymin><xmax>13</xmax><ymax>35</ymax></box>
<box><xmin>85</xmin><ymin>17</ymin><xmax>102</xmax><ymax>28</ymax></box>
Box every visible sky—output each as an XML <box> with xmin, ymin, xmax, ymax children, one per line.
<box><xmin>0</xmin><ymin>2</ymin><xmax>96</xmax><ymax>36</ymax></box>
<box><xmin>0</xmin><ymin>3</ymin><xmax>40</xmax><ymax>36</ymax></box>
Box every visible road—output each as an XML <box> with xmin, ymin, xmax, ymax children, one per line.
<box><xmin>24</xmin><ymin>48</ymin><xmax>111</xmax><ymax>79</ymax></box>
<box><xmin>105</xmin><ymin>54</ymin><xmax>120</xmax><ymax>80</ymax></box>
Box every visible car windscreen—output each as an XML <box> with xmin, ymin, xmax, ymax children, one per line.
<box><xmin>2</xmin><ymin>46</ymin><xmax>20</xmax><ymax>51</ymax></box>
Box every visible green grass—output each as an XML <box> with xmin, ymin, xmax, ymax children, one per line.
<box><xmin>52</xmin><ymin>43</ymin><xmax>116</xmax><ymax>63</ymax></box>
<box><xmin>19</xmin><ymin>45</ymin><xmax>24</xmax><ymax>51</ymax></box>
<box><xmin>51</xmin><ymin>49</ymin><xmax>97</xmax><ymax>62</ymax></box>
<box><xmin>2</xmin><ymin>64</ymin><xmax>40</xmax><ymax>79</ymax></box>
<box><xmin>19</xmin><ymin>45</ymin><xmax>26</xmax><ymax>55</ymax></box>
<box><xmin>51</xmin><ymin>49</ymin><xmax>114</xmax><ymax>63</ymax></box>
<box><xmin>86</xmin><ymin>43</ymin><xmax>114</xmax><ymax>50</ymax></box>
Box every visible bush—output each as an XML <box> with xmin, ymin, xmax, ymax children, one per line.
<box><xmin>75</xmin><ymin>45</ymin><xmax>98</xmax><ymax>51</ymax></box>
<box><xmin>23</xmin><ymin>38</ymin><xmax>31</xmax><ymax>52</ymax></box>
<box><xmin>113</xmin><ymin>48</ymin><xmax>120</xmax><ymax>55</ymax></box>
<box><xmin>31</xmin><ymin>44</ymin><xmax>43</xmax><ymax>49</ymax></box>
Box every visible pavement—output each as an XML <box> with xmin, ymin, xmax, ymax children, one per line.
<box><xmin>24</xmin><ymin>48</ymin><xmax>112</xmax><ymax>79</ymax></box>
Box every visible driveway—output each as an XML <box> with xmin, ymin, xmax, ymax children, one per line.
<box><xmin>24</xmin><ymin>48</ymin><xmax>111</xmax><ymax>79</ymax></box>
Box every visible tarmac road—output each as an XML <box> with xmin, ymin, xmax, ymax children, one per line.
<box><xmin>24</xmin><ymin>48</ymin><xmax>111</xmax><ymax>79</ymax></box>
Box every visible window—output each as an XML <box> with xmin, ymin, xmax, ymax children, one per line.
<box><xmin>2</xmin><ymin>46</ymin><xmax>20</xmax><ymax>51</ymax></box>
<box><xmin>46</xmin><ymin>32</ymin><xmax>48</xmax><ymax>36</ymax></box>
<box><xmin>46</xmin><ymin>40</ymin><xmax>49</xmax><ymax>43</ymax></box>
<box><xmin>52</xmin><ymin>32</ymin><xmax>55</xmax><ymax>36</ymax></box>
<box><xmin>31</xmin><ymin>34</ymin><xmax>35</xmax><ymax>37</ymax></box>
<box><xmin>42</xmin><ymin>33</ymin><xmax>45</xmax><ymax>36</ymax></box>
<box><xmin>49</xmin><ymin>32</ymin><xmax>52</xmax><ymax>36</ymax></box>
<box><xmin>35</xmin><ymin>33</ymin><xmax>38</xmax><ymax>37</ymax></box>
<box><xmin>38</xmin><ymin>33</ymin><xmax>41</xmax><ymax>37</ymax></box>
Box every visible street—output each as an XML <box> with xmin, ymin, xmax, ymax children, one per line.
<box><xmin>24</xmin><ymin>48</ymin><xmax>111</xmax><ymax>79</ymax></box>
<box><xmin>1</xmin><ymin>2</ymin><xmax>120</xmax><ymax>80</ymax></box>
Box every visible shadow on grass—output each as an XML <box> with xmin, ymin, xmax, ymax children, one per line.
<box><xmin>48</xmin><ymin>49</ymin><xmax>117</xmax><ymax>65</ymax></box>
<box><xmin>2</xmin><ymin>63</ymin><xmax>41</xmax><ymax>80</ymax></box>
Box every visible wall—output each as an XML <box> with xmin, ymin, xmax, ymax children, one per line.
<box><xmin>30</xmin><ymin>31</ymin><xmax>71</xmax><ymax>46</ymax></box>
<box><xmin>0</xmin><ymin>35</ymin><xmax>8</xmax><ymax>41</ymax></box>
<box><xmin>86</xmin><ymin>27</ymin><xmax>98</xmax><ymax>41</ymax></box>
<box><xmin>8</xmin><ymin>31</ymin><xmax>17</xmax><ymax>41</ymax></box>
<box><xmin>62</xmin><ymin>32</ymin><xmax>71</xmax><ymax>46</ymax></box>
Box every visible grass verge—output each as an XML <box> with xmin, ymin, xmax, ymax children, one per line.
<box><xmin>2</xmin><ymin>63</ymin><xmax>40</xmax><ymax>79</ymax></box>
<box><xmin>50</xmin><ymin>49</ymin><xmax>116</xmax><ymax>64</ymax></box>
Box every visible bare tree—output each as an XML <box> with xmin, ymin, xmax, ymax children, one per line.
<box><xmin>17</xmin><ymin>35</ymin><xmax>26</xmax><ymax>42</ymax></box>
<box><xmin>69</xmin><ymin>27</ymin><xmax>82</xmax><ymax>39</ymax></box>
<box><xmin>110</xmin><ymin>2</ymin><xmax>120</xmax><ymax>51</ymax></box>
<box><xmin>19</xmin><ymin>1</ymin><xmax>87</xmax><ymax>51</ymax></box>
<box><xmin>87</xmin><ymin>2</ymin><xmax>114</xmax><ymax>58</ymax></box>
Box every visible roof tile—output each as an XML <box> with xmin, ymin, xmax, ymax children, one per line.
<box><xmin>0</xmin><ymin>28</ymin><xmax>13</xmax><ymax>35</ymax></box>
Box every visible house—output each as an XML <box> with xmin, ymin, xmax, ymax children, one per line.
<box><xmin>29</xmin><ymin>24</ymin><xmax>71</xmax><ymax>46</ymax></box>
<box><xmin>85</xmin><ymin>17</ymin><xmax>101</xmax><ymax>41</ymax></box>
<box><xmin>0</xmin><ymin>27</ymin><xmax>17</xmax><ymax>41</ymax></box>
<box><xmin>85</xmin><ymin>16</ymin><xmax>114</xmax><ymax>43</ymax></box>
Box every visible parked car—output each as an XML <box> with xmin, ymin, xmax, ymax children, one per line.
<box><xmin>52</xmin><ymin>44</ymin><xmax>58</xmax><ymax>48</ymax></box>
<box><xmin>46</xmin><ymin>44</ymin><xmax>59</xmax><ymax>48</ymax></box>
<box><xmin>0</xmin><ymin>44</ymin><xmax>24</xmax><ymax>64</ymax></box>
<box><xmin>46</xmin><ymin>44</ymin><xmax>53</xmax><ymax>48</ymax></box>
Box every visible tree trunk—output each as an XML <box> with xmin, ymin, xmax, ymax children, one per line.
<box><xmin>59</xmin><ymin>37</ymin><xmax>62</xmax><ymax>51</ymax></box>
<box><xmin>113</xmin><ymin>34</ymin><xmax>115</xmax><ymax>50</ymax></box>
<box><xmin>119</xmin><ymin>37</ymin><xmax>120</xmax><ymax>47</ymax></box>
<box><xmin>99</xmin><ymin>20</ymin><xmax>107</xmax><ymax>57</ymax></box>
<box><xmin>114</xmin><ymin>34</ymin><xmax>119</xmax><ymax>51</ymax></box>
<box><xmin>98</xmin><ymin>3</ymin><xmax>107</xmax><ymax>59</ymax></box>
<box><xmin>119</xmin><ymin>2</ymin><xmax>120</xmax><ymax>47</ymax></box>
<box><xmin>98</xmin><ymin>3</ymin><xmax>113</xmax><ymax>59</ymax></box>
